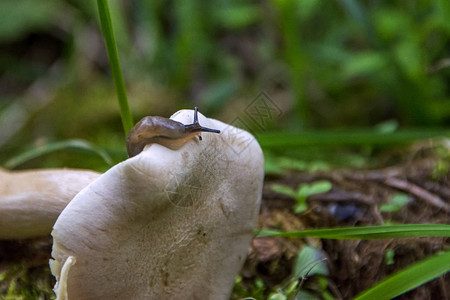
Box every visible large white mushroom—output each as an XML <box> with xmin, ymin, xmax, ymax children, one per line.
<box><xmin>0</xmin><ymin>168</ymin><xmax>100</xmax><ymax>239</ymax></box>
<box><xmin>50</xmin><ymin>109</ymin><xmax>264</xmax><ymax>299</ymax></box>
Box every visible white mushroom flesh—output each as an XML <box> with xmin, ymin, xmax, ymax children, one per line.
<box><xmin>0</xmin><ymin>169</ymin><xmax>100</xmax><ymax>239</ymax></box>
<box><xmin>50</xmin><ymin>109</ymin><xmax>264</xmax><ymax>299</ymax></box>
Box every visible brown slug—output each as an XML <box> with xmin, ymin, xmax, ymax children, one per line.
<box><xmin>126</xmin><ymin>107</ymin><xmax>220</xmax><ymax>157</ymax></box>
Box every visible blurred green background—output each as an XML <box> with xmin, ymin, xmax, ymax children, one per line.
<box><xmin>0</xmin><ymin>0</ymin><xmax>449</xmax><ymax>172</ymax></box>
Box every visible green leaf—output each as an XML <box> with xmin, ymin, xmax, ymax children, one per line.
<box><xmin>271</xmin><ymin>184</ymin><xmax>297</xmax><ymax>199</ymax></box>
<box><xmin>342</xmin><ymin>52</ymin><xmax>387</xmax><ymax>79</ymax></box>
<box><xmin>374</xmin><ymin>119</ymin><xmax>399</xmax><ymax>134</ymax></box>
<box><xmin>394</xmin><ymin>40</ymin><xmax>422</xmax><ymax>79</ymax></box>
<box><xmin>355</xmin><ymin>250</ymin><xmax>450</xmax><ymax>300</ymax></box>
<box><xmin>385</xmin><ymin>249</ymin><xmax>395</xmax><ymax>265</ymax></box>
<box><xmin>294</xmin><ymin>246</ymin><xmax>329</xmax><ymax>278</ymax></box>
<box><xmin>264</xmin><ymin>155</ymin><xmax>331</xmax><ymax>174</ymax></box>
<box><xmin>268</xmin><ymin>292</ymin><xmax>287</xmax><ymax>300</ymax></box>
<box><xmin>380</xmin><ymin>193</ymin><xmax>410</xmax><ymax>212</ymax></box>
<box><xmin>296</xmin><ymin>290</ymin><xmax>321</xmax><ymax>300</ymax></box>
<box><xmin>3</xmin><ymin>139</ymin><xmax>112</xmax><ymax>169</ymax></box>
<box><xmin>215</xmin><ymin>5</ymin><xmax>260</xmax><ymax>29</ymax></box>
<box><xmin>297</xmin><ymin>181</ymin><xmax>332</xmax><ymax>198</ymax></box>
<box><xmin>295</xmin><ymin>0</ymin><xmax>321</xmax><ymax>20</ymax></box>
<box><xmin>437</xmin><ymin>0</ymin><xmax>450</xmax><ymax>31</ymax></box>
<box><xmin>278</xmin><ymin>157</ymin><xmax>308</xmax><ymax>171</ymax></box>
<box><xmin>294</xmin><ymin>203</ymin><xmax>307</xmax><ymax>213</ymax></box>
<box><xmin>284</xmin><ymin>279</ymin><xmax>300</xmax><ymax>296</ymax></box>
<box><xmin>264</xmin><ymin>155</ymin><xmax>285</xmax><ymax>175</ymax></box>
<box><xmin>0</xmin><ymin>0</ymin><xmax>59</xmax><ymax>42</ymax></box>
<box><xmin>257</xmin><ymin>224</ymin><xmax>450</xmax><ymax>239</ymax></box>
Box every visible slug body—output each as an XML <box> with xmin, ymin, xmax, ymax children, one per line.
<box><xmin>126</xmin><ymin>107</ymin><xmax>220</xmax><ymax>157</ymax></box>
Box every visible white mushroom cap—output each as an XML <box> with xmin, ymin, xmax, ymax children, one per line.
<box><xmin>0</xmin><ymin>168</ymin><xmax>100</xmax><ymax>239</ymax></box>
<box><xmin>50</xmin><ymin>109</ymin><xmax>264</xmax><ymax>299</ymax></box>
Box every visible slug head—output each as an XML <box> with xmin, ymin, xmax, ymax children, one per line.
<box><xmin>184</xmin><ymin>107</ymin><xmax>221</xmax><ymax>136</ymax></box>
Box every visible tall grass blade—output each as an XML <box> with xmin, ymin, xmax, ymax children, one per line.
<box><xmin>354</xmin><ymin>250</ymin><xmax>450</xmax><ymax>300</ymax></box>
<box><xmin>96</xmin><ymin>0</ymin><xmax>134</xmax><ymax>135</ymax></box>
<box><xmin>257</xmin><ymin>224</ymin><xmax>450</xmax><ymax>239</ymax></box>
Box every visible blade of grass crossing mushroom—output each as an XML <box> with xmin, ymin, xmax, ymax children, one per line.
<box><xmin>257</xmin><ymin>129</ymin><xmax>450</xmax><ymax>148</ymax></box>
<box><xmin>257</xmin><ymin>224</ymin><xmax>450</xmax><ymax>239</ymax></box>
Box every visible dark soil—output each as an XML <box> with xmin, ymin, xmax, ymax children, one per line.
<box><xmin>240</xmin><ymin>150</ymin><xmax>449</xmax><ymax>300</ymax></box>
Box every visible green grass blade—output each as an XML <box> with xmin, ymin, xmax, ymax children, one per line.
<box><xmin>3</xmin><ymin>139</ymin><xmax>112</xmax><ymax>169</ymax></box>
<box><xmin>257</xmin><ymin>129</ymin><xmax>450</xmax><ymax>148</ymax></box>
<box><xmin>257</xmin><ymin>224</ymin><xmax>450</xmax><ymax>239</ymax></box>
<box><xmin>354</xmin><ymin>250</ymin><xmax>450</xmax><ymax>300</ymax></box>
<box><xmin>96</xmin><ymin>0</ymin><xmax>134</xmax><ymax>135</ymax></box>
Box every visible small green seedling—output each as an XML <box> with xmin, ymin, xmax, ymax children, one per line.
<box><xmin>380</xmin><ymin>193</ymin><xmax>410</xmax><ymax>213</ymax></box>
<box><xmin>432</xmin><ymin>159</ymin><xmax>449</xmax><ymax>180</ymax></box>
<box><xmin>431</xmin><ymin>144</ymin><xmax>450</xmax><ymax>180</ymax></box>
<box><xmin>233</xmin><ymin>275</ymin><xmax>265</xmax><ymax>300</ymax></box>
<box><xmin>272</xmin><ymin>181</ymin><xmax>332</xmax><ymax>213</ymax></box>
<box><xmin>264</xmin><ymin>155</ymin><xmax>330</xmax><ymax>175</ymax></box>
<box><xmin>385</xmin><ymin>249</ymin><xmax>395</xmax><ymax>265</ymax></box>
<box><xmin>267</xmin><ymin>246</ymin><xmax>330</xmax><ymax>300</ymax></box>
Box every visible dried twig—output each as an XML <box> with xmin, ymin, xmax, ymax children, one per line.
<box><xmin>382</xmin><ymin>177</ymin><xmax>450</xmax><ymax>213</ymax></box>
<box><xmin>309</xmin><ymin>191</ymin><xmax>373</xmax><ymax>205</ymax></box>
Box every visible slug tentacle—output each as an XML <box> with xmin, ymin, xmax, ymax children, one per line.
<box><xmin>185</xmin><ymin>107</ymin><xmax>221</xmax><ymax>134</ymax></box>
<box><xmin>126</xmin><ymin>107</ymin><xmax>220</xmax><ymax>157</ymax></box>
